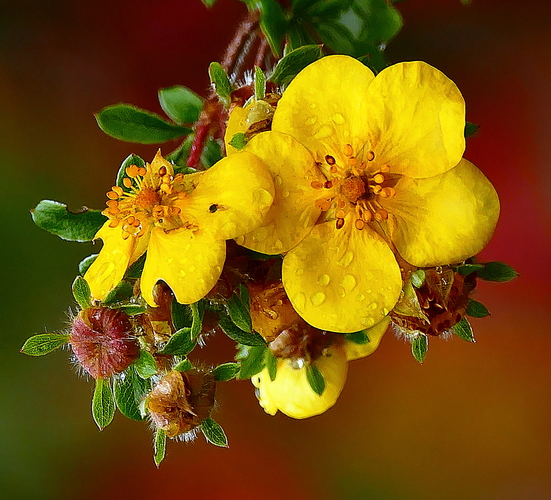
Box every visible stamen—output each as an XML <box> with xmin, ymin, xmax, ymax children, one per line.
<box><xmin>123</xmin><ymin>178</ymin><xmax>133</xmax><ymax>189</ymax></box>
<box><xmin>324</xmin><ymin>181</ymin><xmax>333</xmax><ymax>189</ymax></box>
<box><xmin>330</xmin><ymin>165</ymin><xmax>338</xmax><ymax>174</ymax></box>
<box><xmin>336</xmin><ymin>218</ymin><xmax>345</xmax><ymax>230</ymax></box>
<box><xmin>374</xmin><ymin>209</ymin><xmax>388</xmax><ymax>222</ymax></box>
<box><xmin>344</xmin><ymin>144</ymin><xmax>353</xmax><ymax>157</ymax></box>
<box><xmin>366</xmin><ymin>150</ymin><xmax>375</xmax><ymax>161</ymax></box>
<box><xmin>336</xmin><ymin>209</ymin><xmax>346</xmax><ymax>219</ymax></box>
<box><xmin>158</xmin><ymin>166</ymin><xmax>167</xmax><ymax>176</ymax></box>
<box><xmin>337</xmin><ymin>199</ymin><xmax>346</xmax><ymax>208</ymax></box>
<box><xmin>311</xmin><ymin>181</ymin><xmax>323</xmax><ymax>189</ymax></box>
<box><xmin>126</xmin><ymin>164</ymin><xmax>140</xmax><ymax>178</ymax></box>
<box><xmin>372</xmin><ymin>185</ymin><xmax>382</xmax><ymax>195</ymax></box>
<box><xmin>379</xmin><ymin>187</ymin><xmax>396</xmax><ymax>198</ymax></box>
<box><xmin>373</xmin><ymin>173</ymin><xmax>385</xmax><ymax>184</ymax></box>
<box><xmin>138</xmin><ymin>167</ymin><xmax>147</xmax><ymax>176</ymax></box>
<box><xmin>325</xmin><ymin>155</ymin><xmax>336</xmax><ymax>165</ymax></box>
<box><xmin>109</xmin><ymin>219</ymin><xmax>120</xmax><ymax>228</ymax></box>
<box><xmin>355</xmin><ymin>219</ymin><xmax>365</xmax><ymax>230</ymax></box>
<box><xmin>348</xmin><ymin>156</ymin><xmax>357</xmax><ymax>166</ymax></box>
<box><xmin>380</xmin><ymin>164</ymin><xmax>390</xmax><ymax>173</ymax></box>
<box><xmin>363</xmin><ymin>210</ymin><xmax>372</xmax><ymax>223</ymax></box>
<box><xmin>209</xmin><ymin>204</ymin><xmax>218</xmax><ymax>213</ymax></box>
<box><xmin>107</xmin><ymin>190</ymin><xmax>120</xmax><ymax>200</ymax></box>
<box><xmin>106</xmin><ymin>200</ymin><xmax>119</xmax><ymax>209</ymax></box>
<box><xmin>112</xmin><ymin>186</ymin><xmax>124</xmax><ymax>196</ymax></box>
<box><xmin>319</xmin><ymin>200</ymin><xmax>331</xmax><ymax>211</ymax></box>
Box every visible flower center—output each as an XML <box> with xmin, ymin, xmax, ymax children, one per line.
<box><xmin>102</xmin><ymin>162</ymin><xmax>188</xmax><ymax>239</ymax></box>
<box><xmin>312</xmin><ymin>143</ymin><xmax>400</xmax><ymax>231</ymax></box>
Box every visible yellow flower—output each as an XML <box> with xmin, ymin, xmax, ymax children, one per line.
<box><xmin>233</xmin><ymin>55</ymin><xmax>499</xmax><ymax>333</ymax></box>
<box><xmin>252</xmin><ymin>318</ymin><xmax>388</xmax><ymax>419</ymax></box>
<box><xmin>85</xmin><ymin>151</ymin><xmax>274</xmax><ymax>306</ymax></box>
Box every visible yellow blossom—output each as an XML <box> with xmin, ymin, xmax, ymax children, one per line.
<box><xmin>233</xmin><ymin>55</ymin><xmax>499</xmax><ymax>333</ymax></box>
<box><xmin>84</xmin><ymin>151</ymin><xmax>274</xmax><ymax>306</ymax></box>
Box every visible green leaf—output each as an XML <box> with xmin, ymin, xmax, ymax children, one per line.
<box><xmin>227</xmin><ymin>292</ymin><xmax>252</xmax><ymax>333</ymax></box>
<box><xmin>411</xmin><ymin>333</ymin><xmax>428</xmax><ymax>363</ymax></box>
<box><xmin>477</xmin><ymin>261</ymin><xmax>519</xmax><ymax>282</ymax></box>
<box><xmin>20</xmin><ymin>333</ymin><xmax>70</xmax><ymax>356</ymax></box>
<box><xmin>103</xmin><ymin>281</ymin><xmax>134</xmax><ymax>306</ymax></box>
<box><xmin>31</xmin><ymin>200</ymin><xmax>106</xmax><ymax>242</ymax></box>
<box><xmin>72</xmin><ymin>276</ymin><xmax>92</xmax><ymax>309</ymax></box>
<box><xmin>466</xmin><ymin>299</ymin><xmax>490</xmax><ymax>318</ymax></box>
<box><xmin>154</xmin><ymin>429</ymin><xmax>167</xmax><ymax>467</ymax></box>
<box><xmin>306</xmin><ymin>364</ymin><xmax>325</xmax><ymax>395</ymax></box>
<box><xmin>208</xmin><ymin>62</ymin><xmax>232</xmax><ymax>104</ymax></box>
<box><xmin>116</xmin><ymin>304</ymin><xmax>147</xmax><ymax>315</ymax></box>
<box><xmin>92</xmin><ymin>378</ymin><xmax>116</xmax><ymax>430</ymax></box>
<box><xmin>411</xmin><ymin>269</ymin><xmax>426</xmax><ymax>288</ymax></box>
<box><xmin>113</xmin><ymin>366</ymin><xmax>150</xmax><ymax>421</ymax></box>
<box><xmin>160</xmin><ymin>327</ymin><xmax>197</xmax><ymax>356</ymax></box>
<box><xmin>257</xmin><ymin>0</ymin><xmax>288</xmax><ymax>56</ymax></box>
<box><xmin>270</xmin><ymin>45</ymin><xmax>322</xmax><ymax>86</ymax></box>
<box><xmin>202</xmin><ymin>0</ymin><xmax>218</xmax><ymax>6</ymax></box>
<box><xmin>171</xmin><ymin>301</ymin><xmax>193</xmax><ymax>331</ymax></box>
<box><xmin>95</xmin><ymin>104</ymin><xmax>191</xmax><ymax>144</ymax></box>
<box><xmin>78</xmin><ymin>254</ymin><xmax>98</xmax><ymax>275</ymax></box>
<box><xmin>343</xmin><ymin>330</ymin><xmax>370</xmax><ymax>345</ymax></box>
<box><xmin>134</xmin><ymin>350</ymin><xmax>158</xmax><ymax>379</ymax></box>
<box><xmin>115</xmin><ymin>154</ymin><xmax>146</xmax><ymax>193</ymax></box>
<box><xmin>254</xmin><ymin>66</ymin><xmax>266</xmax><ymax>100</ymax></box>
<box><xmin>201</xmin><ymin>138</ymin><xmax>223</xmax><ymax>168</ymax></box>
<box><xmin>173</xmin><ymin>358</ymin><xmax>193</xmax><ymax>372</ymax></box>
<box><xmin>465</xmin><ymin>122</ymin><xmax>479</xmax><ymax>137</ymax></box>
<box><xmin>158</xmin><ymin>85</ymin><xmax>203</xmax><ymax>125</ymax></box>
<box><xmin>212</xmin><ymin>362</ymin><xmax>241</xmax><ymax>381</ymax></box>
<box><xmin>124</xmin><ymin>253</ymin><xmax>146</xmax><ymax>279</ymax></box>
<box><xmin>264</xmin><ymin>348</ymin><xmax>278</xmax><ymax>382</ymax></box>
<box><xmin>201</xmin><ymin>417</ymin><xmax>228</xmax><ymax>447</ymax></box>
<box><xmin>456</xmin><ymin>263</ymin><xmax>484</xmax><ymax>276</ymax></box>
<box><xmin>228</xmin><ymin>132</ymin><xmax>248</xmax><ymax>150</ymax></box>
<box><xmin>190</xmin><ymin>301</ymin><xmax>205</xmax><ymax>340</ymax></box>
<box><xmin>219</xmin><ymin>316</ymin><xmax>266</xmax><ymax>346</ymax></box>
<box><xmin>236</xmin><ymin>345</ymin><xmax>267</xmax><ymax>379</ymax></box>
<box><xmin>452</xmin><ymin>318</ymin><xmax>475</xmax><ymax>342</ymax></box>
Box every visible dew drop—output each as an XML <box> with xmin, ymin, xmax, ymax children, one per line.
<box><xmin>275</xmin><ymin>175</ymin><xmax>283</xmax><ymax>186</ymax></box>
<box><xmin>310</xmin><ymin>291</ymin><xmax>326</xmax><ymax>306</ymax></box>
<box><xmin>222</xmin><ymin>221</ymin><xmax>237</xmax><ymax>235</ymax></box>
<box><xmin>188</xmin><ymin>265</ymin><xmax>196</xmax><ymax>273</ymax></box>
<box><xmin>361</xmin><ymin>317</ymin><xmax>375</xmax><ymax>327</ymax></box>
<box><xmin>254</xmin><ymin>226</ymin><xmax>269</xmax><ymax>242</ymax></box>
<box><xmin>273</xmin><ymin>239</ymin><xmax>284</xmax><ymax>251</ymax></box>
<box><xmin>357</xmin><ymin>294</ymin><xmax>365</xmax><ymax>301</ymax></box>
<box><xmin>294</xmin><ymin>292</ymin><xmax>306</xmax><ymax>310</ymax></box>
<box><xmin>310</xmin><ymin>103</ymin><xmax>317</xmax><ymax>109</ymax></box>
<box><xmin>381</xmin><ymin>307</ymin><xmax>389</xmax><ymax>316</ymax></box>
<box><xmin>305</xmin><ymin>116</ymin><xmax>318</xmax><ymax>126</ymax></box>
<box><xmin>97</xmin><ymin>261</ymin><xmax>115</xmax><ymax>281</ymax></box>
<box><xmin>282</xmin><ymin>189</ymin><xmax>290</xmax><ymax>198</ymax></box>
<box><xmin>340</xmin><ymin>274</ymin><xmax>357</xmax><ymax>293</ymax></box>
<box><xmin>331</xmin><ymin>113</ymin><xmax>345</xmax><ymax>125</ymax></box>
<box><xmin>295</xmin><ymin>268</ymin><xmax>304</xmax><ymax>276</ymax></box>
<box><xmin>337</xmin><ymin>251</ymin><xmax>354</xmax><ymax>268</ymax></box>
<box><xmin>314</xmin><ymin>125</ymin><xmax>332</xmax><ymax>139</ymax></box>
<box><xmin>253</xmin><ymin>188</ymin><xmax>274</xmax><ymax>205</ymax></box>
<box><xmin>318</xmin><ymin>274</ymin><xmax>331</xmax><ymax>286</ymax></box>
<box><xmin>178</xmin><ymin>269</ymin><xmax>187</xmax><ymax>278</ymax></box>
<box><xmin>369</xmin><ymin>302</ymin><xmax>378</xmax><ymax>310</ymax></box>
<box><xmin>197</xmin><ymin>278</ymin><xmax>205</xmax><ymax>285</ymax></box>
<box><xmin>366</xmin><ymin>289</ymin><xmax>372</xmax><ymax>294</ymax></box>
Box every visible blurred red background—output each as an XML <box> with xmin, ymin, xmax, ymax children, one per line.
<box><xmin>2</xmin><ymin>0</ymin><xmax>550</xmax><ymax>498</ymax></box>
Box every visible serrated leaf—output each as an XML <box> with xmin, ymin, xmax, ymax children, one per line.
<box><xmin>72</xmin><ymin>276</ymin><xmax>92</xmax><ymax>309</ymax></box>
<box><xmin>201</xmin><ymin>417</ymin><xmax>228</xmax><ymax>447</ymax></box>
<box><xmin>115</xmin><ymin>154</ymin><xmax>146</xmax><ymax>193</ymax></box>
<box><xmin>465</xmin><ymin>122</ymin><xmax>479</xmax><ymax>137</ymax></box>
<box><xmin>154</xmin><ymin>429</ymin><xmax>167</xmax><ymax>467</ymax></box>
<box><xmin>306</xmin><ymin>364</ymin><xmax>325</xmax><ymax>395</ymax></box>
<box><xmin>173</xmin><ymin>358</ymin><xmax>193</xmax><ymax>372</ymax></box>
<box><xmin>190</xmin><ymin>301</ymin><xmax>205</xmax><ymax>340</ymax></box>
<box><xmin>477</xmin><ymin>261</ymin><xmax>519</xmax><ymax>282</ymax></box>
<box><xmin>258</xmin><ymin>0</ymin><xmax>288</xmax><ymax>56</ymax></box>
<box><xmin>456</xmin><ymin>263</ymin><xmax>484</xmax><ymax>276</ymax></box>
<box><xmin>264</xmin><ymin>348</ymin><xmax>278</xmax><ymax>382</ymax></box>
<box><xmin>134</xmin><ymin>350</ymin><xmax>158</xmax><ymax>379</ymax></box>
<box><xmin>158</xmin><ymin>85</ymin><xmax>203</xmax><ymax>125</ymax></box>
<box><xmin>124</xmin><ymin>253</ymin><xmax>146</xmax><ymax>279</ymax></box>
<box><xmin>92</xmin><ymin>378</ymin><xmax>116</xmax><ymax>430</ymax></box>
<box><xmin>411</xmin><ymin>334</ymin><xmax>428</xmax><ymax>363</ymax></box>
<box><xmin>95</xmin><ymin>104</ymin><xmax>191</xmax><ymax>144</ymax></box>
<box><xmin>219</xmin><ymin>316</ymin><xmax>266</xmax><ymax>346</ymax></box>
<box><xmin>113</xmin><ymin>366</ymin><xmax>150</xmax><ymax>421</ymax></box>
<box><xmin>228</xmin><ymin>133</ymin><xmax>248</xmax><ymax>150</ymax></box>
<box><xmin>270</xmin><ymin>45</ymin><xmax>322</xmax><ymax>86</ymax></box>
<box><xmin>343</xmin><ymin>330</ymin><xmax>370</xmax><ymax>345</ymax></box>
<box><xmin>31</xmin><ymin>200</ymin><xmax>106</xmax><ymax>242</ymax></box>
<box><xmin>254</xmin><ymin>66</ymin><xmax>266</xmax><ymax>100</ymax></box>
<box><xmin>172</xmin><ymin>301</ymin><xmax>193</xmax><ymax>331</ymax></box>
<box><xmin>227</xmin><ymin>293</ymin><xmax>252</xmax><ymax>333</ymax></box>
<box><xmin>452</xmin><ymin>318</ymin><xmax>475</xmax><ymax>342</ymax></box>
<box><xmin>466</xmin><ymin>299</ymin><xmax>490</xmax><ymax>318</ymax></box>
<box><xmin>78</xmin><ymin>254</ymin><xmax>98</xmax><ymax>275</ymax></box>
<box><xmin>212</xmin><ymin>362</ymin><xmax>241</xmax><ymax>381</ymax></box>
<box><xmin>103</xmin><ymin>281</ymin><xmax>134</xmax><ymax>306</ymax></box>
<box><xmin>160</xmin><ymin>327</ymin><xmax>197</xmax><ymax>356</ymax></box>
<box><xmin>20</xmin><ymin>333</ymin><xmax>70</xmax><ymax>356</ymax></box>
<box><xmin>411</xmin><ymin>269</ymin><xmax>426</xmax><ymax>288</ymax></box>
<box><xmin>237</xmin><ymin>345</ymin><xmax>267</xmax><ymax>379</ymax></box>
<box><xmin>208</xmin><ymin>62</ymin><xmax>232</xmax><ymax>103</ymax></box>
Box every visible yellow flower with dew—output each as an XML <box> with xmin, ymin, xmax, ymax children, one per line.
<box><xmin>253</xmin><ymin>318</ymin><xmax>389</xmax><ymax>419</ymax></box>
<box><xmin>85</xmin><ymin>151</ymin><xmax>274</xmax><ymax>306</ymax></box>
<box><xmin>230</xmin><ymin>55</ymin><xmax>499</xmax><ymax>333</ymax></box>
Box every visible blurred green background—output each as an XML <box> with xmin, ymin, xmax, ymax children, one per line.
<box><xmin>2</xmin><ymin>0</ymin><xmax>550</xmax><ymax>498</ymax></box>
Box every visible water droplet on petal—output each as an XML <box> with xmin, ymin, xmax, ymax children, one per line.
<box><xmin>318</xmin><ymin>274</ymin><xmax>331</xmax><ymax>286</ymax></box>
<box><xmin>381</xmin><ymin>307</ymin><xmax>389</xmax><ymax>316</ymax></box>
<box><xmin>188</xmin><ymin>265</ymin><xmax>196</xmax><ymax>273</ymax></box>
<box><xmin>293</xmin><ymin>292</ymin><xmax>306</xmax><ymax>310</ymax></box>
<box><xmin>340</xmin><ymin>274</ymin><xmax>356</xmax><ymax>294</ymax></box>
<box><xmin>275</xmin><ymin>175</ymin><xmax>283</xmax><ymax>186</ymax></box>
<box><xmin>361</xmin><ymin>317</ymin><xmax>375</xmax><ymax>327</ymax></box>
<box><xmin>369</xmin><ymin>302</ymin><xmax>377</xmax><ymax>310</ymax></box>
<box><xmin>178</xmin><ymin>269</ymin><xmax>187</xmax><ymax>278</ymax></box>
<box><xmin>282</xmin><ymin>189</ymin><xmax>290</xmax><ymax>198</ymax></box>
<box><xmin>295</xmin><ymin>268</ymin><xmax>304</xmax><ymax>276</ymax></box>
<box><xmin>273</xmin><ymin>239</ymin><xmax>283</xmax><ymax>251</ymax></box>
<box><xmin>305</xmin><ymin>116</ymin><xmax>318</xmax><ymax>126</ymax></box>
<box><xmin>337</xmin><ymin>251</ymin><xmax>354</xmax><ymax>268</ymax></box>
<box><xmin>357</xmin><ymin>294</ymin><xmax>365</xmax><ymax>301</ymax></box>
<box><xmin>310</xmin><ymin>103</ymin><xmax>317</xmax><ymax>109</ymax></box>
<box><xmin>252</xmin><ymin>188</ymin><xmax>273</xmax><ymax>206</ymax></box>
<box><xmin>331</xmin><ymin>113</ymin><xmax>345</xmax><ymax>125</ymax></box>
<box><xmin>310</xmin><ymin>291</ymin><xmax>326</xmax><ymax>306</ymax></box>
<box><xmin>97</xmin><ymin>261</ymin><xmax>115</xmax><ymax>281</ymax></box>
<box><xmin>314</xmin><ymin>125</ymin><xmax>332</xmax><ymax>139</ymax></box>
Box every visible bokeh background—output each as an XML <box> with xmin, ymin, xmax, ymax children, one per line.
<box><xmin>2</xmin><ymin>0</ymin><xmax>550</xmax><ymax>498</ymax></box>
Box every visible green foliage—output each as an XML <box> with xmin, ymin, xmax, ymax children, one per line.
<box><xmin>343</xmin><ymin>330</ymin><xmax>370</xmax><ymax>345</ymax></box>
<box><xmin>212</xmin><ymin>362</ymin><xmax>241</xmax><ymax>381</ymax></box>
<box><xmin>171</xmin><ymin>301</ymin><xmax>193</xmax><ymax>331</ymax></box>
<box><xmin>95</xmin><ymin>104</ymin><xmax>191</xmax><ymax>144</ymax></box>
<box><xmin>411</xmin><ymin>333</ymin><xmax>428</xmax><ymax>363</ymax></box>
<box><xmin>264</xmin><ymin>348</ymin><xmax>278</xmax><ymax>381</ymax></box>
<box><xmin>270</xmin><ymin>45</ymin><xmax>322</xmax><ymax>86</ymax></box>
<box><xmin>20</xmin><ymin>333</ymin><xmax>70</xmax><ymax>356</ymax></box>
<box><xmin>411</xmin><ymin>269</ymin><xmax>426</xmax><ymax>288</ymax></box>
<box><xmin>116</xmin><ymin>154</ymin><xmax>146</xmax><ymax>193</ymax></box>
<box><xmin>466</xmin><ymin>299</ymin><xmax>490</xmax><ymax>318</ymax></box>
<box><xmin>453</xmin><ymin>318</ymin><xmax>475</xmax><ymax>342</ymax></box>
<box><xmin>201</xmin><ymin>138</ymin><xmax>223</xmax><ymax>168</ymax></box>
<box><xmin>456</xmin><ymin>263</ymin><xmax>484</xmax><ymax>276</ymax></box>
<box><xmin>201</xmin><ymin>418</ymin><xmax>228</xmax><ymax>447</ymax></box>
<box><xmin>158</xmin><ymin>85</ymin><xmax>203</xmax><ymax>125</ymax></box>
<box><xmin>306</xmin><ymin>364</ymin><xmax>325</xmax><ymax>395</ymax></box>
<box><xmin>219</xmin><ymin>316</ymin><xmax>266</xmax><ymax>346</ymax></box>
<box><xmin>227</xmin><ymin>288</ymin><xmax>253</xmax><ymax>332</ymax></box>
<box><xmin>160</xmin><ymin>327</ymin><xmax>197</xmax><ymax>356</ymax></box>
<box><xmin>134</xmin><ymin>350</ymin><xmax>158</xmax><ymax>379</ymax></box>
<box><xmin>72</xmin><ymin>276</ymin><xmax>92</xmax><ymax>309</ymax></box>
<box><xmin>236</xmin><ymin>344</ymin><xmax>267</xmax><ymax>379</ymax></box>
<box><xmin>124</xmin><ymin>254</ymin><xmax>146</xmax><ymax>279</ymax></box>
<box><xmin>154</xmin><ymin>429</ymin><xmax>167</xmax><ymax>467</ymax></box>
<box><xmin>208</xmin><ymin>62</ymin><xmax>233</xmax><ymax>104</ymax></box>
<box><xmin>477</xmin><ymin>262</ymin><xmax>519</xmax><ymax>282</ymax></box>
<box><xmin>257</xmin><ymin>0</ymin><xmax>288</xmax><ymax>56</ymax></box>
<box><xmin>117</xmin><ymin>304</ymin><xmax>147</xmax><ymax>315</ymax></box>
<box><xmin>78</xmin><ymin>254</ymin><xmax>98</xmax><ymax>275</ymax></box>
<box><xmin>228</xmin><ymin>133</ymin><xmax>248</xmax><ymax>150</ymax></box>
<box><xmin>190</xmin><ymin>301</ymin><xmax>205</xmax><ymax>340</ymax></box>
<box><xmin>92</xmin><ymin>378</ymin><xmax>116</xmax><ymax>430</ymax></box>
<box><xmin>201</xmin><ymin>0</ymin><xmax>218</xmax><ymax>7</ymax></box>
<box><xmin>254</xmin><ymin>66</ymin><xmax>266</xmax><ymax>100</ymax></box>
<box><xmin>31</xmin><ymin>200</ymin><xmax>106</xmax><ymax>242</ymax></box>
<box><xmin>102</xmin><ymin>281</ymin><xmax>134</xmax><ymax>306</ymax></box>
<box><xmin>465</xmin><ymin>122</ymin><xmax>479</xmax><ymax>137</ymax></box>
<box><xmin>173</xmin><ymin>358</ymin><xmax>193</xmax><ymax>372</ymax></box>
<box><xmin>113</xmin><ymin>365</ymin><xmax>150</xmax><ymax>421</ymax></box>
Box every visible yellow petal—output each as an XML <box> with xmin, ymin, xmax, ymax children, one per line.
<box><xmin>381</xmin><ymin>158</ymin><xmax>500</xmax><ymax>267</ymax></box>
<box><xmin>235</xmin><ymin>131</ymin><xmax>325</xmax><ymax>254</ymax></box>
<box><xmin>282</xmin><ymin>218</ymin><xmax>402</xmax><ymax>333</ymax></box>
<box><xmin>251</xmin><ymin>344</ymin><xmax>348</xmax><ymax>419</ymax></box>
<box><xmin>149</xmin><ymin>149</ymin><xmax>174</xmax><ymax>176</ymax></box>
<box><xmin>272</xmin><ymin>55</ymin><xmax>374</xmax><ymax>167</ymax></box>
<box><xmin>84</xmin><ymin>221</ymin><xmax>145</xmax><ymax>300</ymax></box>
<box><xmin>224</xmin><ymin>106</ymin><xmax>248</xmax><ymax>155</ymax></box>
<box><xmin>179</xmin><ymin>151</ymin><xmax>275</xmax><ymax>240</ymax></box>
<box><xmin>344</xmin><ymin>316</ymin><xmax>390</xmax><ymax>361</ymax></box>
<box><xmin>365</xmin><ymin>61</ymin><xmax>466</xmax><ymax>178</ymax></box>
<box><xmin>140</xmin><ymin>227</ymin><xmax>225</xmax><ymax>306</ymax></box>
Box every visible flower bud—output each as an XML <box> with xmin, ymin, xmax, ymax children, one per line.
<box><xmin>70</xmin><ymin>307</ymin><xmax>140</xmax><ymax>379</ymax></box>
